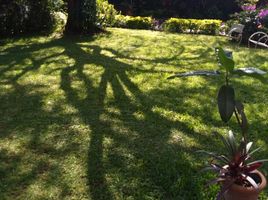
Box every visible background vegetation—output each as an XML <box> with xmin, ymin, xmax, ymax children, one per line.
<box><xmin>108</xmin><ymin>0</ymin><xmax>241</xmax><ymax>20</ymax></box>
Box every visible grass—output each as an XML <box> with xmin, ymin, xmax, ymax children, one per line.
<box><xmin>0</xmin><ymin>28</ymin><xmax>268</xmax><ymax>200</ymax></box>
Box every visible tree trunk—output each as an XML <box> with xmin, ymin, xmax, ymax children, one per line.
<box><xmin>65</xmin><ymin>0</ymin><xmax>96</xmax><ymax>35</ymax></box>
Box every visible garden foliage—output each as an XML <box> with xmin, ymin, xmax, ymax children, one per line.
<box><xmin>163</xmin><ymin>18</ymin><xmax>222</xmax><ymax>35</ymax></box>
<box><xmin>0</xmin><ymin>0</ymin><xmax>63</xmax><ymax>36</ymax></box>
<box><xmin>96</xmin><ymin>0</ymin><xmax>119</xmax><ymax>27</ymax></box>
<box><xmin>228</xmin><ymin>0</ymin><xmax>268</xmax><ymax>43</ymax></box>
<box><xmin>114</xmin><ymin>15</ymin><xmax>153</xmax><ymax>30</ymax></box>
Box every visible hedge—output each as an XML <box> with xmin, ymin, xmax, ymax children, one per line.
<box><xmin>0</xmin><ymin>0</ymin><xmax>63</xmax><ymax>36</ymax></box>
<box><xmin>111</xmin><ymin>15</ymin><xmax>222</xmax><ymax>35</ymax></box>
<box><xmin>163</xmin><ymin>18</ymin><xmax>222</xmax><ymax>35</ymax></box>
<box><xmin>114</xmin><ymin>15</ymin><xmax>154</xmax><ymax>30</ymax></box>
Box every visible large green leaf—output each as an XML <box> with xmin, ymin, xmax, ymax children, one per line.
<box><xmin>215</xmin><ymin>47</ymin><xmax>235</xmax><ymax>72</ymax></box>
<box><xmin>167</xmin><ymin>70</ymin><xmax>220</xmax><ymax>79</ymax></box>
<box><xmin>232</xmin><ymin>67</ymin><xmax>267</xmax><ymax>83</ymax></box>
<box><xmin>217</xmin><ymin>85</ymin><xmax>235</xmax><ymax>123</ymax></box>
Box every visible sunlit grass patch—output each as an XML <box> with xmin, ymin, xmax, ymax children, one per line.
<box><xmin>0</xmin><ymin>28</ymin><xmax>267</xmax><ymax>200</ymax></box>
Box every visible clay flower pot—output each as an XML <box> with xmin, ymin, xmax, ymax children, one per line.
<box><xmin>223</xmin><ymin>170</ymin><xmax>267</xmax><ymax>200</ymax></box>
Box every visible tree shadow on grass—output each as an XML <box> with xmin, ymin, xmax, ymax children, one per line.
<box><xmin>0</xmin><ymin>82</ymin><xmax>75</xmax><ymax>199</ymax></box>
<box><xmin>58</xmin><ymin>38</ymin><xmax>221</xmax><ymax>199</ymax></box>
<box><xmin>1</xmin><ymin>33</ymin><xmax>267</xmax><ymax>199</ymax></box>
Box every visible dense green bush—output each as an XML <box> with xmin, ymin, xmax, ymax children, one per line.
<box><xmin>0</xmin><ymin>0</ymin><xmax>25</xmax><ymax>36</ymax></box>
<box><xmin>125</xmin><ymin>16</ymin><xmax>153</xmax><ymax>29</ymax></box>
<box><xmin>114</xmin><ymin>15</ymin><xmax>153</xmax><ymax>30</ymax></box>
<box><xmin>96</xmin><ymin>0</ymin><xmax>119</xmax><ymax>27</ymax></box>
<box><xmin>112</xmin><ymin>15</ymin><xmax>221</xmax><ymax>35</ymax></box>
<box><xmin>162</xmin><ymin>18</ymin><xmax>189</xmax><ymax>33</ymax></box>
<box><xmin>163</xmin><ymin>18</ymin><xmax>222</xmax><ymax>35</ymax></box>
<box><xmin>114</xmin><ymin>15</ymin><xmax>127</xmax><ymax>28</ymax></box>
<box><xmin>199</xmin><ymin>20</ymin><xmax>222</xmax><ymax>35</ymax></box>
<box><xmin>0</xmin><ymin>0</ymin><xmax>63</xmax><ymax>36</ymax></box>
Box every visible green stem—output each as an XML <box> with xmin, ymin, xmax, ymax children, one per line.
<box><xmin>225</xmin><ymin>71</ymin><xmax>229</xmax><ymax>86</ymax></box>
<box><xmin>234</xmin><ymin>108</ymin><xmax>247</xmax><ymax>144</ymax></box>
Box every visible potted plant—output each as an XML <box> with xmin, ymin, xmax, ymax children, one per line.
<box><xmin>169</xmin><ymin>46</ymin><xmax>267</xmax><ymax>199</ymax></box>
<box><xmin>200</xmin><ymin>47</ymin><xmax>268</xmax><ymax>199</ymax></box>
<box><xmin>199</xmin><ymin>130</ymin><xmax>267</xmax><ymax>200</ymax></box>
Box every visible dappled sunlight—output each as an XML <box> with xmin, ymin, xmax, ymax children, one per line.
<box><xmin>0</xmin><ymin>28</ymin><xmax>267</xmax><ymax>199</ymax></box>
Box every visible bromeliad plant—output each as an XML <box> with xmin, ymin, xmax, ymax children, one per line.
<box><xmin>199</xmin><ymin>130</ymin><xmax>268</xmax><ymax>199</ymax></box>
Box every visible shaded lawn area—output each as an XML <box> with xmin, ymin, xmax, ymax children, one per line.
<box><xmin>0</xmin><ymin>28</ymin><xmax>267</xmax><ymax>200</ymax></box>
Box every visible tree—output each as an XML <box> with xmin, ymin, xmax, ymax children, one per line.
<box><xmin>0</xmin><ymin>0</ymin><xmax>61</xmax><ymax>36</ymax></box>
<box><xmin>108</xmin><ymin>0</ymin><xmax>240</xmax><ymax>20</ymax></box>
<box><xmin>65</xmin><ymin>0</ymin><xmax>96</xmax><ymax>34</ymax></box>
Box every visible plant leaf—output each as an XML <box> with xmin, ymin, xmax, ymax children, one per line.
<box><xmin>232</xmin><ymin>67</ymin><xmax>267</xmax><ymax>83</ymax></box>
<box><xmin>206</xmin><ymin>177</ymin><xmax>226</xmax><ymax>187</ymax></box>
<box><xmin>215</xmin><ymin>47</ymin><xmax>235</xmax><ymax>72</ymax></box>
<box><xmin>246</xmin><ymin>142</ymin><xmax>253</xmax><ymax>154</ymax></box>
<box><xmin>247</xmin><ymin>159</ymin><xmax>268</xmax><ymax>166</ymax></box>
<box><xmin>167</xmin><ymin>70</ymin><xmax>220</xmax><ymax>79</ymax></box>
<box><xmin>201</xmin><ymin>163</ymin><xmax>226</xmax><ymax>173</ymax></box>
<box><xmin>235</xmin><ymin>101</ymin><xmax>244</xmax><ymax>115</ymax></box>
<box><xmin>242</xmin><ymin>174</ymin><xmax>258</xmax><ymax>189</ymax></box>
<box><xmin>248</xmin><ymin>147</ymin><xmax>262</xmax><ymax>157</ymax></box>
<box><xmin>200</xmin><ymin>166</ymin><xmax>221</xmax><ymax>173</ymax></box>
<box><xmin>241</xmin><ymin>112</ymin><xmax>248</xmax><ymax>133</ymax></box>
<box><xmin>197</xmin><ymin>150</ymin><xmax>229</xmax><ymax>164</ymax></box>
<box><xmin>213</xmin><ymin>131</ymin><xmax>234</xmax><ymax>158</ymax></box>
<box><xmin>217</xmin><ymin>85</ymin><xmax>235</xmax><ymax>123</ymax></box>
<box><xmin>243</xmin><ymin>162</ymin><xmax>263</xmax><ymax>173</ymax></box>
<box><xmin>227</xmin><ymin>130</ymin><xmax>237</xmax><ymax>157</ymax></box>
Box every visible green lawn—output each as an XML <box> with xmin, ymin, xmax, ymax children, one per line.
<box><xmin>0</xmin><ymin>28</ymin><xmax>268</xmax><ymax>200</ymax></box>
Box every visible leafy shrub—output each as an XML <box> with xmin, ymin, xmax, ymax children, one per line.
<box><xmin>114</xmin><ymin>15</ymin><xmax>127</xmax><ymax>28</ymax></box>
<box><xmin>111</xmin><ymin>15</ymin><xmax>222</xmax><ymax>35</ymax></box>
<box><xmin>114</xmin><ymin>15</ymin><xmax>153</xmax><ymax>30</ymax></box>
<box><xmin>162</xmin><ymin>18</ymin><xmax>189</xmax><ymax>33</ymax></box>
<box><xmin>52</xmin><ymin>11</ymin><xmax>67</xmax><ymax>34</ymax></box>
<box><xmin>96</xmin><ymin>0</ymin><xmax>119</xmax><ymax>27</ymax></box>
<box><xmin>0</xmin><ymin>0</ymin><xmax>63</xmax><ymax>36</ymax></box>
<box><xmin>0</xmin><ymin>0</ymin><xmax>25</xmax><ymax>36</ymax></box>
<box><xmin>188</xmin><ymin>20</ymin><xmax>200</xmax><ymax>33</ymax></box>
<box><xmin>199</xmin><ymin>20</ymin><xmax>222</xmax><ymax>35</ymax></box>
<box><xmin>125</xmin><ymin>16</ymin><xmax>153</xmax><ymax>29</ymax></box>
<box><xmin>163</xmin><ymin>18</ymin><xmax>222</xmax><ymax>35</ymax></box>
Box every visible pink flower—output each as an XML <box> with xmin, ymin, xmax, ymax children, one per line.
<box><xmin>259</xmin><ymin>9</ymin><xmax>268</xmax><ymax>19</ymax></box>
<box><xmin>241</xmin><ymin>4</ymin><xmax>256</xmax><ymax>11</ymax></box>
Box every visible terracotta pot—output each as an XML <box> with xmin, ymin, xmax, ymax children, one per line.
<box><xmin>223</xmin><ymin>170</ymin><xmax>267</xmax><ymax>200</ymax></box>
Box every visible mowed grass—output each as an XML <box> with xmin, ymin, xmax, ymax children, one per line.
<box><xmin>0</xmin><ymin>28</ymin><xmax>268</xmax><ymax>200</ymax></box>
